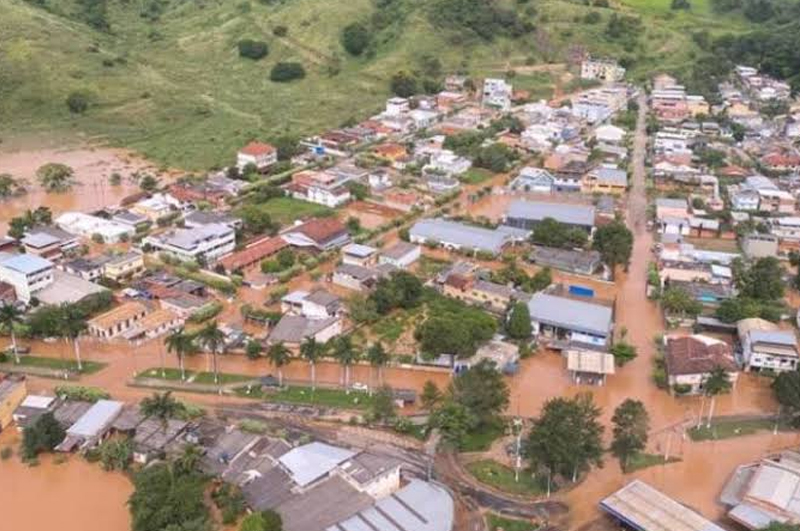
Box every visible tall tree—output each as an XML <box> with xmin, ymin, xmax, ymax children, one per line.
<box><xmin>0</xmin><ymin>302</ymin><xmax>24</xmax><ymax>363</ymax></box>
<box><xmin>704</xmin><ymin>366</ymin><xmax>732</xmax><ymax>428</ymax></box>
<box><xmin>430</xmin><ymin>399</ymin><xmax>476</xmax><ymax>448</ymax></box>
<box><xmin>332</xmin><ymin>336</ymin><xmax>360</xmax><ymax>388</ymax></box>
<box><xmin>366</xmin><ymin>342</ymin><xmax>390</xmax><ymax>390</ymax></box>
<box><xmin>267</xmin><ymin>342</ymin><xmax>291</xmax><ymax>387</ymax></box>
<box><xmin>506</xmin><ymin>302</ymin><xmax>532</xmax><ymax>339</ymax></box>
<box><xmin>61</xmin><ymin>304</ymin><xmax>86</xmax><ymax>372</ymax></box>
<box><xmin>140</xmin><ymin>391</ymin><xmax>185</xmax><ymax>423</ymax></box>
<box><xmin>735</xmin><ymin>256</ymin><xmax>784</xmax><ymax>302</ymax></box>
<box><xmin>525</xmin><ymin>394</ymin><xmax>604</xmax><ymax>494</ymax></box>
<box><xmin>164</xmin><ymin>327</ymin><xmax>197</xmax><ymax>381</ymax></box>
<box><xmin>198</xmin><ymin>321</ymin><xmax>225</xmax><ymax>385</ymax></box>
<box><xmin>35</xmin><ymin>163</ymin><xmax>76</xmax><ymax>192</ymax></box>
<box><xmin>450</xmin><ymin>360</ymin><xmax>509</xmax><ymax>428</ymax></box>
<box><xmin>611</xmin><ymin>399</ymin><xmax>650</xmax><ymax>470</ymax></box>
<box><xmin>421</xmin><ymin>380</ymin><xmax>442</xmax><ymax>411</ymax></box>
<box><xmin>300</xmin><ymin>337</ymin><xmax>323</xmax><ymax>391</ymax></box>
<box><xmin>772</xmin><ymin>371</ymin><xmax>800</xmax><ymax>426</ymax></box>
<box><xmin>592</xmin><ymin>220</ymin><xmax>634</xmax><ymax>272</ymax></box>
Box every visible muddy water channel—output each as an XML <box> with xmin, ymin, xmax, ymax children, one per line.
<box><xmin>0</xmin><ymin>430</ymin><xmax>132</xmax><ymax>531</ymax></box>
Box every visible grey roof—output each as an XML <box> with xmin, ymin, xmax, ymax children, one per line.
<box><xmin>184</xmin><ymin>210</ymin><xmax>239</xmax><ymax>226</ymax></box>
<box><xmin>53</xmin><ymin>400</ymin><xmax>94</xmax><ymax>427</ymax></box>
<box><xmin>113</xmin><ymin>210</ymin><xmax>149</xmax><ymax>224</ymax></box>
<box><xmin>0</xmin><ymin>253</ymin><xmax>53</xmax><ymax>274</ymax></box>
<box><xmin>410</xmin><ymin>218</ymin><xmax>511</xmax><ymax>254</ymax></box>
<box><xmin>529</xmin><ymin>245</ymin><xmax>602</xmax><ymax>274</ymax></box>
<box><xmin>655</xmin><ymin>198</ymin><xmax>689</xmax><ymax>209</ymax></box>
<box><xmin>326</xmin><ymin>479</ymin><xmax>455</xmax><ymax>531</ymax></box>
<box><xmin>21</xmin><ymin>232</ymin><xmax>61</xmax><ymax>248</ymax></box>
<box><xmin>105</xmin><ymin>251</ymin><xmax>143</xmax><ymax>267</ymax></box>
<box><xmin>269</xmin><ymin>315</ymin><xmax>339</xmax><ymax>344</ymax></box>
<box><xmin>591</xmin><ymin>167</ymin><xmax>628</xmax><ymax>186</ymax></box>
<box><xmin>342</xmin><ymin>451</ymin><xmax>403</xmax><ymax>486</ymax></box>
<box><xmin>304</xmin><ymin>289</ymin><xmax>340</xmax><ymax>308</ymax></box>
<box><xmin>276</xmin><ymin>475</ymin><xmax>372</xmax><ymax>531</ymax></box>
<box><xmin>278</xmin><ymin>442</ymin><xmax>356</xmax><ymax>487</ymax></box>
<box><xmin>37</xmin><ymin>270</ymin><xmax>107</xmax><ymax>305</ymax></box>
<box><xmin>505</xmin><ymin>200</ymin><xmax>595</xmax><ymax>227</ymax></box>
<box><xmin>750</xmin><ymin>330</ymin><xmax>797</xmax><ymax>347</ymax></box>
<box><xmin>342</xmin><ymin>243</ymin><xmax>377</xmax><ymax>258</ymax></box>
<box><xmin>380</xmin><ymin>241</ymin><xmax>419</xmax><ymax>260</ymax></box>
<box><xmin>165</xmin><ymin>223</ymin><xmax>233</xmax><ymax>250</ymax></box>
<box><xmin>66</xmin><ymin>400</ymin><xmax>124</xmax><ymax>438</ymax></box>
<box><xmin>528</xmin><ymin>292</ymin><xmax>613</xmax><ymax>337</ymax></box>
<box><xmin>335</xmin><ymin>263</ymin><xmax>381</xmax><ymax>281</ymax></box>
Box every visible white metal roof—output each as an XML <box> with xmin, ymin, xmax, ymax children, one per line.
<box><xmin>278</xmin><ymin>442</ymin><xmax>356</xmax><ymax>487</ymax></box>
<box><xmin>66</xmin><ymin>400</ymin><xmax>124</xmax><ymax>438</ymax></box>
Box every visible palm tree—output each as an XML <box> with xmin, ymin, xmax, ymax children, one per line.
<box><xmin>332</xmin><ymin>336</ymin><xmax>360</xmax><ymax>389</ymax></box>
<box><xmin>60</xmin><ymin>304</ymin><xmax>86</xmax><ymax>372</ymax></box>
<box><xmin>267</xmin><ymin>342</ymin><xmax>292</xmax><ymax>387</ymax></box>
<box><xmin>140</xmin><ymin>391</ymin><xmax>185</xmax><ymax>422</ymax></box>
<box><xmin>704</xmin><ymin>365</ymin><xmax>732</xmax><ymax>428</ymax></box>
<box><xmin>366</xmin><ymin>342</ymin><xmax>390</xmax><ymax>392</ymax></box>
<box><xmin>300</xmin><ymin>337</ymin><xmax>322</xmax><ymax>391</ymax></box>
<box><xmin>198</xmin><ymin>321</ymin><xmax>225</xmax><ymax>385</ymax></box>
<box><xmin>164</xmin><ymin>327</ymin><xmax>197</xmax><ymax>381</ymax></box>
<box><xmin>0</xmin><ymin>302</ymin><xmax>24</xmax><ymax>364</ymax></box>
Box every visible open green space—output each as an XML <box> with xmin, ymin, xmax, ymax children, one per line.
<box><xmin>624</xmin><ymin>452</ymin><xmax>681</xmax><ymax>473</ymax></box>
<box><xmin>136</xmin><ymin>367</ymin><xmax>255</xmax><ymax>385</ymax></box>
<box><xmin>238</xmin><ymin>197</ymin><xmax>333</xmax><ymax>225</ymax></box>
<box><xmin>466</xmin><ymin>459</ymin><xmax>545</xmax><ymax>497</ymax></box>
<box><xmin>1</xmin><ymin>0</ymin><xmax>753</xmax><ymax>169</ymax></box>
<box><xmin>459</xmin><ymin>168</ymin><xmax>494</xmax><ymax>185</ymax></box>
<box><xmin>236</xmin><ymin>384</ymin><xmax>375</xmax><ymax>409</ymax></box>
<box><xmin>486</xmin><ymin>514</ymin><xmax>539</xmax><ymax>531</ymax></box>
<box><xmin>3</xmin><ymin>355</ymin><xmax>106</xmax><ymax>375</ymax></box>
<box><xmin>688</xmin><ymin>418</ymin><xmax>791</xmax><ymax>442</ymax></box>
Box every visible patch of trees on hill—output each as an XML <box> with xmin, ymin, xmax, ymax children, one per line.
<box><xmin>428</xmin><ymin>0</ymin><xmax>533</xmax><ymax>41</ymax></box>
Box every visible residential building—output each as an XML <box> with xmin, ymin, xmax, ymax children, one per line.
<box><xmin>721</xmin><ymin>451</ymin><xmax>800</xmax><ymax>530</ymax></box>
<box><xmin>742</xmin><ymin>233</ymin><xmax>779</xmax><ymax>258</ymax></box>
<box><xmin>341</xmin><ymin>243</ymin><xmax>378</xmax><ymax>267</ymax></box>
<box><xmin>61</xmin><ymin>256</ymin><xmax>109</xmax><ymax>281</ymax></box>
<box><xmin>527</xmin><ymin>289</ymin><xmax>614</xmax><ymax>348</ymax></box>
<box><xmin>55</xmin><ymin>212</ymin><xmax>135</xmax><ymax>243</ymax></box>
<box><xmin>409</xmin><ymin>218</ymin><xmax>523</xmax><ymax>256</ymax></box>
<box><xmin>594</xmin><ymin>124</ymin><xmax>626</xmax><ymax>144</ymax></box>
<box><xmin>566</xmin><ymin>348</ymin><xmax>615</xmax><ymax>386</ymax></box>
<box><xmin>35</xmin><ymin>269</ymin><xmax>107</xmax><ymax>306</ymax></box>
<box><xmin>12</xmin><ymin>394</ymin><xmax>57</xmax><ymax>431</ymax></box>
<box><xmin>103</xmin><ymin>252</ymin><xmax>146</xmax><ymax>282</ymax></box>
<box><xmin>218</xmin><ymin>236</ymin><xmax>288</xmax><ymax>273</ymax></box>
<box><xmin>21</xmin><ymin>226</ymin><xmax>80</xmax><ymax>260</ymax></box>
<box><xmin>237</xmin><ymin>141</ymin><xmax>278</xmax><ymax>171</ymax></box>
<box><xmin>737</xmin><ymin>318</ymin><xmax>799</xmax><ymax>373</ymax></box>
<box><xmin>281</xmin><ymin>289</ymin><xmax>341</xmax><ymax>319</ymax></box>
<box><xmin>528</xmin><ymin>246</ymin><xmax>604</xmax><ymax>277</ymax></box>
<box><xmin>504</xmin><ymin>200</ymin><xmax>596</xmax><ymax>233</ymax></box>
<box><xmin>144</xmin><ymin>223</ymin><xmax>236</xmax><ymax>264</ymax></box>
<box><xmin>280</xmin><ymin>218</ymin><xmax>350</xmax><ymax>251</ymax></box>
<box><xmin>378</xmin><ymin>242</ymin><xmax>421</xmax><ymax>269</ymax></box>
<box><xmin>287</xmin><ymin>170</ymin><xmax>351</xmax><ymax>208</ymax></box>
<box><xmin>332</xmin><ymin>263</ymin><xmax>392</xmax><ymax>292</ymax></box>
<box><xmin>601</xmin><ymin>480</ymin><xmax>726</xmax><ymax>531</ymax></box>
<box><xmin>56</xmin><ymin>399</ymin><xmax>125</xmax><ymax>452</ymax></box>
<box><xmin>482</xmin><ymin>78</ymin><xmax>513</xmax><ymax>111</ymax></box>
<box><xmin>0</xmin><ymin>253</ymin><xmax>55</xmax><ymax>303</ymax></box>
<box><xmin>87</xmin><ymin>302</ymin><xmax>149</xmax><ymax>339</ymax></box>
<box><xmin>131</xmin><ymin>193</ymin><xmax>179</xmax><ymax>222</ymax></box>
<box><xmin>664</xmin><ymin>335</ymin><xmax>739</xmax><ymax>394</ymax></box>
<box><xmin>582</xmin><ymin>166</ymin><xmax>628</xmax><ymax>195</ymax></box>
<box><xmin>424</xmin><ymin>150</ymin><xmax>471</xmax><ymax>177</ymax></box>
<box><xmin>508</xmin><ymin>167</ymin><xmax>556</xmax><ymax>194</ymax></box>
<box><xmin>183</xmin><ymin>211</ymin><xmax>242</xmax><ymax>230</ymax></box>
<box><xmin>112</xmin><ymin>209</ymin><xmax>150</xmax><ymax>229</ymax></box>
<box><xmin>442</xmin><ymin>274</ymin><xmax>523</xmax><ymax>314</ymax></box>
<box><xmin>0</xmin><ymin>376</ymin><xmax>26</xmax><ymax>431</ymax></box>
<box><xmin>267</xmin><ymin>315</ymin><xmax>342</xmax><ymax>346</ymax></box>
<box><xmin>581</xmin><ymin>57</ymin><xmax>626</xmax><ymax>82</ymax></box>
<box><xmin>122</xmin><ymin>308</ymin><xmax>184</xmax><ymax>343</ymax></box>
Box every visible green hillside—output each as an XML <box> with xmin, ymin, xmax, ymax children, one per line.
<box><xmin>0</xmin><ymin>0</ymin><xmax>751</xmax><ymax>169</ymax></box>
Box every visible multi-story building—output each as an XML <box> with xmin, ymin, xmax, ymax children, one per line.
<box><xmin>236</xmin><ymin>141</ymin><xmax>278</xmax><ymax>172</ymax></box>
<box><xmin>0</xmin><ymin>253</ymin><xmax>55</xmax><ymax>303</ymax></box>
<box><xmin>580</xmin><ymin>57</ymin><xmax>626</xmax><ymax>82</ymax></box>
<box><xmin>144</xmin><ymin>223</ymin><xmax>235</xmax><ymax>264</ymax></box>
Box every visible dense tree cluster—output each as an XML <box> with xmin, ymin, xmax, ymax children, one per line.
<box><xmin>238</xmin><ymin>39</ymin><xmax>269</xmax><ymax>60</ymax></box>
<box><xmin>531</xmin><ymin>218</ymin><xmax>589</xmax><ymax>249</ymax></box>
<box><xmin>428</xmin><ymin>0</ymin><xmax>533</xmax><ymax>41</ymax></box>
<box><xmin>341</xmin><ymin>22</ymin><xmax>371</xmax><ymax>55</ymax></box>
<box><xmin>129</xmin><ymin>458</ymin><xmax>209</xmax><ymax>531</ymax></box>
<box><xmin>414</xmin><ymin>295</ymin><xmax>497</xmax><ymax>358</ymax></box>
<box><xmin>22</xmin><ymin>412</ymin><xmax>65</xmax><ymax>459</ymax></box>
<box><xmin>592</xmin><ymin>220</ymin><xmax>634</xmax><ymax>272</ymax></box>
<box><xmin>270</xmin><ymin>62</ymin><xmax>306</xmax><ymax>82</ymax></box>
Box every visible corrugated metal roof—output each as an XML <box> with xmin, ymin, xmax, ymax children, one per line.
<box><xmin>66</xmin><ymin>399</ymin><xmax>124</xmax><ymax>438</ymax></box>
<box><xmin>528</xmin><ymin>292</ymin><xmax>613</xmax><ymax>337</ymax></box>
<box><xmin>0</xmin><ymin>253</ymin><xmax>53</xmax><ymax>274</ymax></box>
<box><xmin>409</xmin><ymin>218</ymin><xmax>511</xmax><ymax>254</ymax></box>
<box><xmin>278</xmin><ymin>442</ymin><xmax>356</xmax><ymax>487</ymax></box>
<box><xmin>506</xmin><ymin>200</ymin><xmax>595</xmax><ymax>227</ymax></box>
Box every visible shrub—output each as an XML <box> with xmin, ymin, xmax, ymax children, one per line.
<box><xmin>341</xmin><ymin>22</ymin><xmax>371</xmax><ymax>55</ymax></box>
<box><xmin>55</xmin><ymin>385</ymin><xmax>110</xmax><ymax>402</ymax></box>
<box><xmin>238</xmin><ymin>39</ymin><xmax>269</xmax><ymax>60</ymax></box>
<box><xmin>270</xmin><ymin>62</ymin><xmax>306</xmax><ymax>82</ymax></box>
<box><xmin>66</xmin><ymin>91</ymin><xmax>90</xmax><ymax>114</ymax></box>
<box><xmin>273</xmin><ymin>25</ymin><xmax>288</xmax><ymax>36</ymax></box>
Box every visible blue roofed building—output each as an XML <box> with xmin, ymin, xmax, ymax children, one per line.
<box><xmin>0</xmin><ymin>252</ymin><xmax>55</xmax><ymax>302</ymax></box>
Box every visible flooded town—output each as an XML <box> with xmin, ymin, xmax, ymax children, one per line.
<box><xmin>3</xmin><ymin>54</ymin><xmax>800</xmax><ymax>531</ymax></box>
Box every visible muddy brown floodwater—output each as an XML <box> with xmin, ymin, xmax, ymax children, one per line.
<box><xmin>0</xmin><ymin>144</ymin><xmax>162</xmax><ymax>232</ymax></box>
<box><xmin>0</xmin><ymin>430</ymin><xmax>133</xmax><ymax>531</ymax></box>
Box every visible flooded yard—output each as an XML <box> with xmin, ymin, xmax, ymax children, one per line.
<box><xmin>0</xmin><ymin>431</ymin><xmax>132</xmax><ymax>531</ymax></box>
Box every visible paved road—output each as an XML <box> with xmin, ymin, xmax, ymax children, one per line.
<box><xmin>628</xmin><ymin>92</ymin><xmax>649</xmax><ymax>235</ymax></box>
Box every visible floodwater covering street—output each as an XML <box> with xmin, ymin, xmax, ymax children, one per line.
<box><xmin>0</xmin><ymin>430</ymin><xmax>133</xmax><ymax>531</ymax></box>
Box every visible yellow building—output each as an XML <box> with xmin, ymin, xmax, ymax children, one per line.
<box><xmin>0</xmin><ymin>376</ymin><xmax>27</xmax><ymax>431</ymax></box>
<box><xmin>104</xmin><ymin>252</ymin><xmax>145</xmax><ymax>282</ymax></box>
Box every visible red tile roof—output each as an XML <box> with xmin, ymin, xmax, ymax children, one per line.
<box><xmin>240</xmin><ymin>141</ymin><xmax>276</xmax><ymax>156</ymax></box>
<box><xmin>219</xmin><ymin>236</ymin><xmax>287</xmax><ymax>272</ymax></box>
<box><xmin>284</xmin><ymin>217</ymin><xmax>347</xmax><ymax>245</ymax></box>
<box><xmin>665</xmin><ymin>336</ymin><xmax>738</xmax><ymax>376</ymax></box>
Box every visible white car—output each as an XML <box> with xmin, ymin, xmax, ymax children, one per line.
<box><xmin>350</xmin><ymin>382</ymin><xmax>369</xmax><ymax>393</ymax></box>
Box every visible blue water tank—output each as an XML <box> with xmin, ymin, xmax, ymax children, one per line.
<box><xmin>568</xmin><ymin>285</ymin><xmax>594</xmax><ymax>298</ymax></box>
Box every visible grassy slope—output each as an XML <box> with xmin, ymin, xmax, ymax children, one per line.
<box><xmin>0</xmin><ymin>0</ymin><xmax>747</xmax><ymax>169</ymax></box>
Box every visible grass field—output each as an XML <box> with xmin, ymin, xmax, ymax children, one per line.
<box><xmin>236</xmin><ymin>384</ymin><xmax>375</xmax><ymax>409</ymax></box>
<box><xmin>486</xmin><ymin>514</ymin><xmax>539</xmax><ymax>531</ymax></box>
<box><xmin>624</xmin><ymin>452</ymin><xmax>681</xmax><ymax>473</ymax></box>
<box><xmin>466</xmin><ymin>459</ymin><xmax>545</xmax><ymax>496</ymax></box>
<box><xmin>4</xmin><ymin>355</ymin><xmax>106</xmax><ymax>375</ymax></box>
<box><xmin>239</xmin><ymin>197</ymin><xmax>333</xmax><ymax>224</ymax></box>
<box><xmin>1</xmin><ymin>0</ymin><xmax>751</xmax><ymax>169</ymax></box>
<box><xmin>688</xmin><ymin>417</ymin><xmax>790</xmax><ymax>441</ymax></box>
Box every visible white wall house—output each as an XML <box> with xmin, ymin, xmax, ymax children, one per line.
<box><xmin>0</xmin><ymin>253</ymin><xmax>55</xmax><ymax>303</ymax></box>
<box><xmin>144</xmin><ymin>223</ymin><xmax>235</xmax><ymax>264</ymax></box>
<box><xmin>55</xmin><ymin>212</ymin><xmax>135</xmax><ymax>243</ymax></box>
<box><xmin>237</xmin><ymin>141</ymin><xmax>278</xmax><ymax>171</ymax></box>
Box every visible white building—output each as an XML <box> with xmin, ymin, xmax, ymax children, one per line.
<box><xmin>482</xmin><ymin>78</ymin><xmax>513</xmax><ymax>111</ymax></box>
<box><xmin>384</xmin><ymin>97</ymin><xmax>410</xmax><ymax>116</ymax></box>
<box><xmin>581</xmin><ymin>57</ymin><xmax>626</xmax><ymax>82</ymax></box>
<box><xmin>595</xmin><ymin>124</ymin><xmax>626</xmax><ymax>144</ymax></box>
<box><xmin>424</xmin><ymin>149</ymin><xmax>471</xmax><ymax>176</ymax></box>
<box><xmin>0</xmin><ymin>253</ymin><xmax>55</xmax><ymax>303</ymax></box>
<box><xmin>378</xmin><ymin>242</ymin><xmax>421</xmax><ymax>269</ymax></box>
<box><xmin>55</xmin><ymin>212</ymin><xmax>135</xmax><ymax>243</ymax></box>
<box><xmin>144</xmin><ymin>223</ymin><xmax>235</xmax><ymax>264</ymax></box>
<box><xmin>236</xmin><ymin>141</ymin><xmax>278</xmax><ymax>172</ymax></box>
<box><xmin>738</xmin><ymin>318</ymin><xmax>799</xmax><ymax>373</ymax></box>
